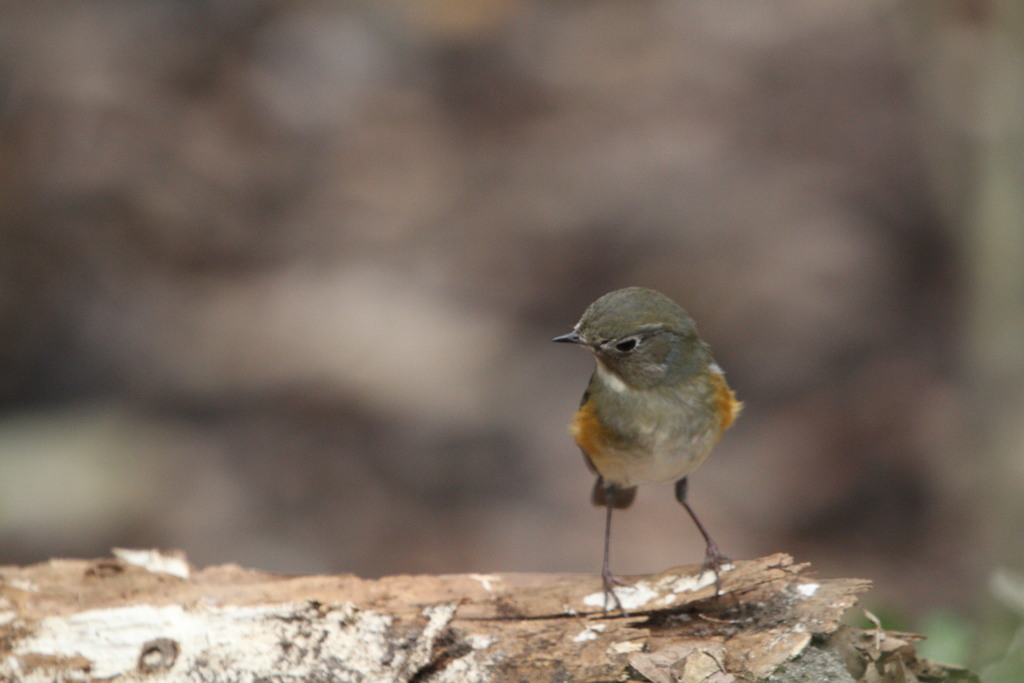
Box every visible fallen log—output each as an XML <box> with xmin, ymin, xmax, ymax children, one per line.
<box><xmin>0</xmin><ymin>550</ymin><xmax>976</xmax><ymax>682</ymax></box>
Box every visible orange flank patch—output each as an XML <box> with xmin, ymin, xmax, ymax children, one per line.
<box><xmin>709</xmin><ymin>371</ymin><xmax>742</xmax><ymax>431</ymax></box>
<box><xmin>570</xmin><ymin>399</ymin><xmax>614</xmax><ymax>461</ymax></box>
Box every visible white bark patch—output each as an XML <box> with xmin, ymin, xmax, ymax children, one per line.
<box><xmin>583</xmin><ymin>565</ymin><xmax>726</xmax><ymax>611</ymax></box>
<box><xmin>7</xmin><ymin>601</ymin><xmax>465</xmax><ymax>682</ymax></box>
<box><xmin>796</xmin><ymin>582</ymin><xmax>820</xmax><ymax>597</ymax></box>
<box><xmin>112</xmin><ymin>548</ymin><xmax>190</xmax><ymax>579</ymax></box>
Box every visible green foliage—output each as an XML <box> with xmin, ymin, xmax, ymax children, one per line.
<box><xmin>916</xmin><ymin>610</ymin><xmax>972</xmax><ymax>668</ymax></box>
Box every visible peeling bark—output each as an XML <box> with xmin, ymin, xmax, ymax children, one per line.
<box><xmin>0</xmin><ymin>551</ymin><xmax>976</xmax><ymax>682</ymax></box>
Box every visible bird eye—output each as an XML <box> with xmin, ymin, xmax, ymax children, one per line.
<box><xmin>615</xmin><ymin>337</ymin><xmax>639</xmax><ymax>353</ymax></box>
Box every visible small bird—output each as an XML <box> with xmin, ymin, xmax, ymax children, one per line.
<box><xmin>553</xmin><ymin>287</ymin><xmax>741</xmax><ymax>613</ymax></box>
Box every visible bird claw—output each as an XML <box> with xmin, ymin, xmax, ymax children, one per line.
<box><xmin>601</xmin><ymin>569</ymin><xmax>631</xmax><ymax>616</ymax></box>
<box><xmin>702</xmin><ymin>543</ymin><xmax>732</xmax><ymax>595</ymax></box>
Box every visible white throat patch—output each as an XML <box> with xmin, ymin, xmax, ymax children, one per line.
<box><xmin>596</xmin><ymin>361</ymin><xmax>630</xmax><ymax>393</ymax></box>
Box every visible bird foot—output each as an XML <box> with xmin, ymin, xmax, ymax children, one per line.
<box><xmin>701</xmin><ymin>543</ymin><xmax>732</xmax><ymax>595</ymax></box>
<box><xmin>601</xmin><ymin>568</ymin><xmax>631</xmax><ymax>616</ymax></box>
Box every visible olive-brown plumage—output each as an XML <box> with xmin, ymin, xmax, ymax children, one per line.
<box><xmin>553</xmin><ymin>287</ymin><xmax>740</xmax><ymax>612</ymax></box>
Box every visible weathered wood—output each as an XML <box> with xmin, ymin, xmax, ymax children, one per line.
<box><xmin>0</xmin><ymin>550</ymin><xmax>975</xmax><ymax>682</ymax></box>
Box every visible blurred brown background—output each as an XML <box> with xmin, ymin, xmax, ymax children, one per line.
<box><xmin>2</xmin><ymin>0</ymin><xmax>1023</xmax><ymax>663</ymax></box>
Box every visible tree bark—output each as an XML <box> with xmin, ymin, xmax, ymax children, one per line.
<box><xmin>0</xmin><ymin>550</ymin><xmax>976</xmax><ymax>682</ymax></box>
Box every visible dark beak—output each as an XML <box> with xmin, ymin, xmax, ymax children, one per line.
<box><xmin>552</xmin><ymin>330</ymin><xmax>583</xmax><ymax>344</ymax></box>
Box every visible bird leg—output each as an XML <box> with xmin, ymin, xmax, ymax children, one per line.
<box><xmin>600</xmin><ymin>497</ymin><xmax>629</xmax><ymax>615</ymax></box>
<box><xmin>675</xmin><ymin>477</ymin><xmax>731</xmax><ymax>594</ymax></box>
